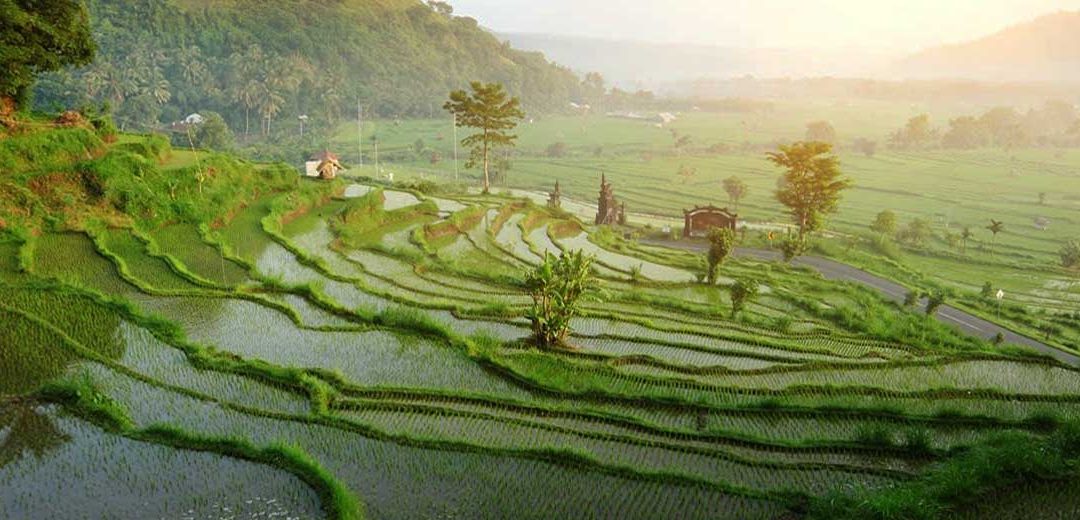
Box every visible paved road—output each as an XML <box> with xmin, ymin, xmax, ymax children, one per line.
<box><xmin>646</xmin><ymin>239</ymin><xmax>1080</xmax><ymax>366</ymax></box>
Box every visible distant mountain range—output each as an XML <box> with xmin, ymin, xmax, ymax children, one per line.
<box><xmin>898</xmin><ymin>11</ymin><xmax>1080</xmax><ymax>82</ymax></box>
<box><xmin>501</xmin><ymin>33</ymin><xmax>890</xmax><ymax>90</ymax></box>
<box><xmin>502</xmin><ymin>10</ymin><xmax>1080</xmax><ymax>88</ymax></box>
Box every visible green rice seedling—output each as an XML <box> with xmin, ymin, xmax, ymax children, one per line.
<box><xmin>31</xmin><ymin>233</ymin><xmax>138</xmax><ymax>295</ymax></box>
<box><xmin>1</xmin><ymin>291</ymin><xmax>310</xmax><ymax>415</ymax></box>
<box><xmin>854</xmin><ymin>424</ymin><xmax>895</xmax><ymax>448</ymax></box>
<box><xmin>526</xmin><ymin>224</ymin><xmax>565</xmax><ymax>258</ymax></box>
<box><xmin>88</xmin><ymin>365</ymin><xmax>786</xmax><ymax>520</ymax></box>
<box><xmin>558</xmin><ymin>232</ymin><xmax>696</xmax><ymax>283</ymax></box>
<box><xmin>125</xmin><ymin>294</ymin><xmax>526</xmax><ymax>399</ymax></box>
<box><xmin>951</xmin><ymin>477</ymin><xmax>1080</xmax><ymax>519</ymax></box>
<box><xmin>334</xmin><ymin>406</ymin><xmax>907</xmax><ymax>495</ymax></box>
<box><xmin>573</xmin><ymin>337</ymin><xmax>797</xmax><ymax>370</ymax></box>
<box><xmin>0</xmin><ymin>288</ymin><xmax>128</xmax><ymax>395</ymax></box>
<box><xmin>0</xmin><ymin>406</ymin><xmax>322</xmax><ymax>520</ymax></box>
<box><xmin>382</xmin><ymin>190</ymin><xmax>421</xmax><ymax>211</ymax></box>
<box><xmin>0</xmin><ymin>307</ymin><xmax>99</xmax><ymax>395</ymax></box>
<box><xmin>279</xmin><ymin>294</ymin><xmax>360</xmax><ymax>328</ymax></box>
<box><xmin>108</xmin><ymin>322</ymin><xmax>310</xmax><ymax>414</ymax></box>
<box><xmin>711</xmin><ymin>359</ymin><xmax>1080</xmax><ymax>395</ymax></box>
<box><xmin>0</xmin><ymin>239</ymin><xmax>22</xmax><ymax>280</ymax></box>
<box><xmin>97</xmin><ymin>228</ymin><xmax>201</xmax><ymax>291</ymax></box>
<box><xmin>807</xmin><ymin>424</ymin><xmax>1080</xmax><ymax>519</ymax></box>
<box><xmin>496</xmin><ymin>213</ymin><xmax>546</xmax><ymax>264</ymax></box>
<box><xmin>149</xmin><ymin>224</ymin><xmax>250</xmax><ymax>286</ymax></box>
<box><xmin>569</xmin><ymin>317</ymin><xmax>883</xmax><ymax>363</ymax></box>
<box><xmin>218</xmin><ymin>197</ymin><xmax>279</xmax><ymax>265</ymax></box>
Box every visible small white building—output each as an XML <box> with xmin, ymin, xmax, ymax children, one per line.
<box><xmin>182</xmin><ymin>113</ymin><xmax>205</xmax><ymax>125</ymax></box>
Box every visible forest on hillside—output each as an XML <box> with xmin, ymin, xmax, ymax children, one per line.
<box><xmin>30</xmin><ymin>0</ymin><xmax>583</xmax><ymax>137</ymax></box>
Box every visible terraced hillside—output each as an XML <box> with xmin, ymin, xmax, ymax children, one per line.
<box><xmin>332</xmin><ymin>111</ymin><xmax>1080</xmax><ymax>354</ymax></box>
<box><xmin>4</xmin><ymin>126</ymin><xmax>1080</xmax><ymax>519</ymax></box>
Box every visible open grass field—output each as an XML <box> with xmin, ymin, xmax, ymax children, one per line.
<box><xmin>3</xmin><ymin>126</ymin><xmax>1080</xmax><ymax>518</ymax></box>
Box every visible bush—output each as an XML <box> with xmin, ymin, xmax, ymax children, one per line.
<box><xmin>545</xmin><ymin>141</ymin><xmax>568</xmax><ymax>158</ymax></box>
<box><xmin>705</xmin><ymin>227</ymin><xmax>736</xmax><ymax>284</ymax></box>
<box><xmin>90</xmin><ymin>114</ymin><xmax>118</xmax><ymax>142</ymax></box>
<box><xmin>192</xmin><ymin>112</ymin><xmax>234</xmax><ymax>151</ymax></box>
<box><xmin>870</xmin><ymin>234</ymin><xmax>901</xmax><ymax>260</ymax></box>
<box><xmin>925</xmin><ymin>290</ymin><xmax>947</xmax><ymax>316</ymax></box>
<box><xmin>897</xmin><ymin>218</ymin><xmax>933</xmax><ymax>245</ymax></box>
<box><xmin>808</xmin><ymin>424</ymin><xmax>1080</xmax><ymax>520</ymax></box>
<box><xmin>730</xmin><ymin>277</ymin><xmax>760</xmax><ymax>318</ymax></box>
<box><xmin>524</xmin><ymin>250</ymin><xmax>598</xmax><ymax>347</ymax></box>
<box><xmin>903</xmin><ymin>291</ymin><xmax>920</xmax><ymax>308</ymax></box>
<box><xmin>854</xmin><ymin>424</ymin><xmax>893</xmax><ymax>447</ymax></box>
<box><xmin>1061</xmin><ymin>240</ymin><xmax>1080</xmax><ymax>268</ymax></box>
<box><xmin>779</xmin><ymin>234</ymin><xmax>806</xmax><ymax>262</ymax></box>
<box><xmin>853</xmin><ymin>137</ymin><xmax>877</xmax><ymax>157</ymax></box>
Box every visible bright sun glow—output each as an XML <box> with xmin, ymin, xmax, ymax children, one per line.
<box><xmin>452</xmin><ymin>0</ymin><xmax>1080</xmax><ymax>50</ymax></box>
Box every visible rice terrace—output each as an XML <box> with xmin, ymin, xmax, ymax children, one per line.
<box><xmin>3</xmin><ymin>1</ymin><xmax>1080</xmax><ymax>519</ymax></box>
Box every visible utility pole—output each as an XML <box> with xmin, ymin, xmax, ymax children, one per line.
<box><xmin>374</xmin><ymin>136</ymin><xmax>380</xmax><ymax>177</ymax></box>
<box><xmin>357</xmin><ymin>100</ymin><xmax>364</xmax><ymax>168</ymax></box>
<box><xmin>452</xmin><ymin>112</ymin><xmax>458</xmax><ymax>182</ymax></box>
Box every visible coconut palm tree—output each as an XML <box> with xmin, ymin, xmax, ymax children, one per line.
<box><xmin>130</xmin><ymin>43</ymin><xmax>167</xmax><ymax>73</ymax></box>
<box><xmin>83</xmin><ymin>66</ymin><xmax>108</xmax><ymax>100</ymax></box>
<box><xmin>142</xmin><ymin>75</ymin><xmax>172</xmax><ymax>105</ymax></box>
<box><xmin>230</xmin><ymin>79</ymin><xmax>260</xmax><ymax>136</ymax></box>
<box><xmin>228</xmin><ymin>47</ymin><xmax>261</xmax><ymax>133</ymax></box>
<box><xmin>85</xmin><ymin>62</ymin><xmax>137</xmax><ymax>106</ymax></box>
<box><xmin>258</xmin><ymin>85</ymin><xmax>285</xmax><ymax>135</ymax></box>
<box><xmin>986</xmin><ymin>219</ymin><xmax>1005</xmax><ymax>257</ymax></box>
<box><xmin>175</xmin><ymin>45</ymin><xmax>209</xmax><ymax>86</ymax></box>
<box><xmin>318</xmin><ymin>73</ymin><xmax>346</xmax><ymax>125</ymax></box>
<box><xmin>960</xmin><ymin>226</ymin><xmax>974</xmax><ymax>254</ymax></box>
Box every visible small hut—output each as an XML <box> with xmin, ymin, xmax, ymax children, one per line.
<box><xmin>683</xmin><ymin>205</ymin><xmax>738</xmax><ymax>238</ymax></box>
<box><xmin>305</xmin><ymin>151</ymin><xmax>343</xmax><ymax>180</ymax></box>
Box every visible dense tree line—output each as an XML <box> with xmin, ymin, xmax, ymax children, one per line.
<box><xmin>889</xmin><ymin>101</ymin><xmax>1080</xmax><ymax>150</ymax></box>
<box><xmin>31</xmin><ymin>0</ymin><xmax>584</xmax><ymax>137</ymax></box>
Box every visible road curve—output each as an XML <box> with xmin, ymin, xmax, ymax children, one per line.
<box><xmin>645</xmin><ymin>239</ymin><xmax>1080</xmax><ymax>366</ymax></box>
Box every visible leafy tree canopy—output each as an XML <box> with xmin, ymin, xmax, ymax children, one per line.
<box><xmin>191</xmin><ymin>111</ymin><xmax>233</xmax><ymax>151</ymax></box>
<box><xmin>805</xmin><ymin>120</ymin><xmax>836</xmax><ymax>144</ymax></box>
<box><xmin>767</xmin><ymin>141</ymin><xmax>852</xmax><ymax>238</ymax></box>
<box><xmin>870</xmin><ymin>210</ymin><xmax>897</xmax><ymax>237</ymax></box>
<box><xmin>722</xmin><ymin>176</ymin><xmax>747</xmax><ymax>210</ymax></box>
<box><xmin>444</xmin><ymin>82</ymin><xmax>525</xmax><ymax>193</ymax></box>
<box><xmin>0</xmin><ymin>0</ymin><xmax>95</xmax><ymax>106</ymax></box>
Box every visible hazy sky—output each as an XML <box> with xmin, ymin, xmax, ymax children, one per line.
<box><xmin>449</xmin><ymin>0</ymin><xmax>1080</xmax><ymax>51</ymax></box>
